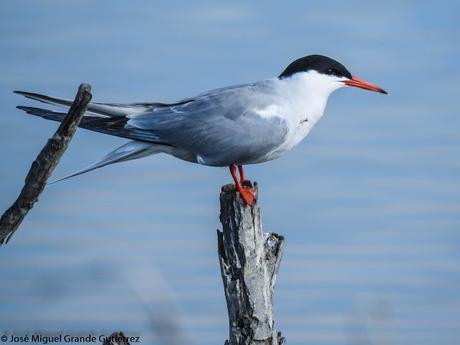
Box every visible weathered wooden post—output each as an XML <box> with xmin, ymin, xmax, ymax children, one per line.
<box><xmin>217</xmin><ymin>183</ymin><xmax>285</xmax><ymax>345</ymax></box>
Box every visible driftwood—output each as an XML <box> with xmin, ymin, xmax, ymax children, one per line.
<box><xmin>0</xmin><ymin>84</ymin><xmax>92</xmax><ymax>244</ymax></box>
<box><xmin>218</xmin><ymin>184</ymin><xmax>285</xmax><ymax>345</ymax></box>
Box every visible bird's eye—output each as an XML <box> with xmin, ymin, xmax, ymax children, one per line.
<box><xmin>326</xmin><ymin>68</ymin><xmax>335</xmax><ymax>75</ymax></box>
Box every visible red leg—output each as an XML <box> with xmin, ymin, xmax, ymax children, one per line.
<box><xmin>230</xmin><ymin>164</ymin><xmax>255</xmax><ymax>205</ymax></box>
<box><xmin>238</xmin><ymin>165</ymin><xmax>246</xmax><ymax>182</ymax></box>
<box><xmin>238</xmin><ymin>164</ymin><xmax>252</xmax><ymax>188</ymax></box>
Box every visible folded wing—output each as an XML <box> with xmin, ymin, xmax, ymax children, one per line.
<box><xmin>128</xmin><ymin>84</ymin><xmax>289</xmax><ymax>165</ymax></box>
<box><xmin>16</xmin><ymin>81</ymin><xmax>289</xmax><ymax>166</ymax></box>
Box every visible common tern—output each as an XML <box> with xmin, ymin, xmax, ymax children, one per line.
<box><xmin>15</xmin><ymin>54</ymin><xmax>386</xmax><ymax>205</ymax></box>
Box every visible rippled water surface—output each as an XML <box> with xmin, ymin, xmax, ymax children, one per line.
<box><xmin>1</xmin><ymin>1</ymin><xmax>459</xmax><ymax>344</ymax></box>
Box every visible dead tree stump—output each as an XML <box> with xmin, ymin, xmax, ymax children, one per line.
<box><xmin>217</xmin><ymin>184</ymin><xmax>285</xmax><ymax>345</ymax></box>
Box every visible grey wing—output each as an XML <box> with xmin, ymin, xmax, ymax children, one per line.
<box><xmin>128</xmin><ymin>84</ymin><xmax>289</xmax><ymax>166</ymax></box>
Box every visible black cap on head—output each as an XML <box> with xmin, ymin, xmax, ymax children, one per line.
<box><xmin>279</xmin><ymin>55</ymin><xmax>352</xmax><ymax>79</ymax></box>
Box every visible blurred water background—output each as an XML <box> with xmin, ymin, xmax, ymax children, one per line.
<box><xmin>0</xmin><ymin>1</ymin><xmax>459</xmax><ymax>344</ymax></box>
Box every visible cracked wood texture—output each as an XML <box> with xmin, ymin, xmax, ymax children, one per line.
<box><xmin>0</xmin><ymin>84</ymin><xmax>92</xmax><ymax>244</ymax></box>
<box><xmin>218</xmin><ymin>184</ymin><xmax>285</xmax><ymax>345</ymax></box>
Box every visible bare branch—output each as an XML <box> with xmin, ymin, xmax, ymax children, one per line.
<box><xmin>0</xmin><ymin>83</ymin><xmax>92</xmax><ymax>244</ymax></box>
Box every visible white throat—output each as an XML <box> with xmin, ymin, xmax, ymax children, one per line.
<box><xmin>278</xmin><ymin>70</ymin><xmax>345</xmax><ymax>125</ymax></box>
<box><xmin>263</xmin><ymin>71</ymin><xmax>346</xmax><ymax>158</ymax></box>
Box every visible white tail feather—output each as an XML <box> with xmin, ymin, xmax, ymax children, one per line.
<box><xmin>15</xmin><ymin>90</ymin><xmax>156</xmax><ymax>117</ymax></box>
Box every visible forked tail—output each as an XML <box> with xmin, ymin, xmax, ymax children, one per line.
<box><xmin>14</xmin><ymin>90</ymin><xmax>170</xmax><ymax>183</ymax></box>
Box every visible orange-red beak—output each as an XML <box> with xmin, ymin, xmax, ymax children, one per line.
<box><xmin>344</xmin><ymin>76</ymin><xmax>387</xmax><ymax>94</ymax></box>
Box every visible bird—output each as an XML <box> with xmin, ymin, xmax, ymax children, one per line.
<box><xmin>15</xmin><ymin>54</ymin><xmax>386</xmax><ymax>205</ymax></box>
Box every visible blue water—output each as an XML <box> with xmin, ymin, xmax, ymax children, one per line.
<box><xmin>1</xmin><ymin>1</ymin><xmax>459</xmax><ymax>344</ymax></box>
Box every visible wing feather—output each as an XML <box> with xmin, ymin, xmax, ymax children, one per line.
<box><xmin>128</xmin><ymin>82</ymin><xmax>289</xmax><ymax>165</ymax></box>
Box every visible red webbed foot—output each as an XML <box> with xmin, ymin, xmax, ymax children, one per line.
<box><xmin>230</xmin><ymin>164</ymin><xmax>256</xmax><ymax>206</ymax></box>
<box><xmin>237</xmin><ymin>183</ymin><xmax>255</xmax><ymax>205</ymax></box>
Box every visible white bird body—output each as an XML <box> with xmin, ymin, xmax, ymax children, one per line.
<box><xmin>15</xmin><ymin>54</ymin><xmax>385</xmax><ymax>198</ymax></box>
